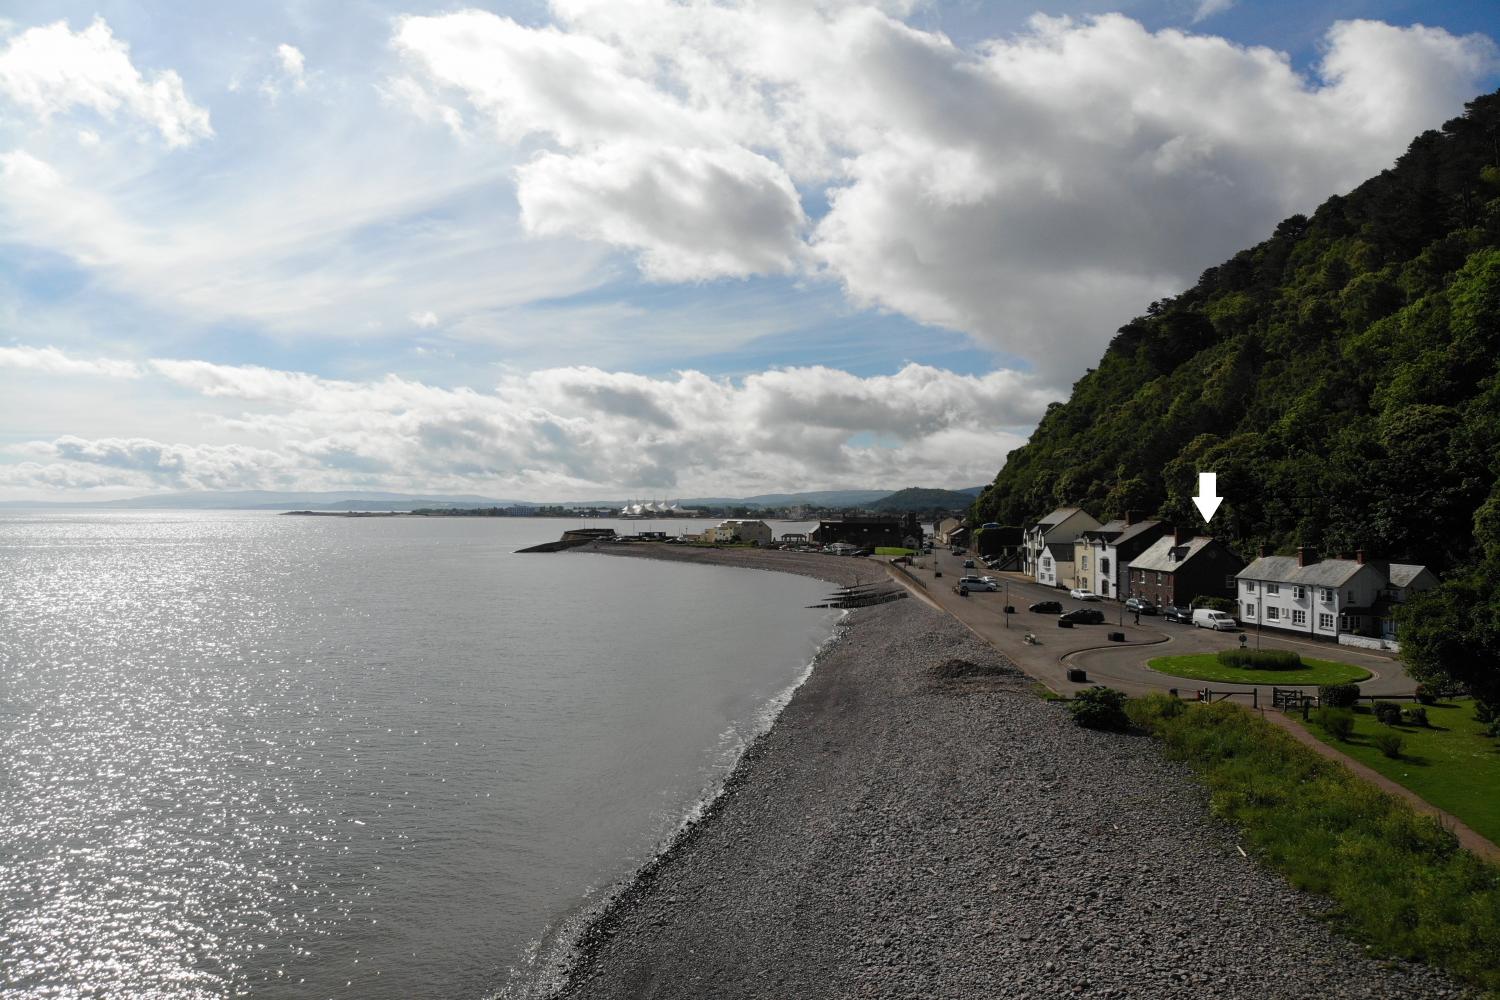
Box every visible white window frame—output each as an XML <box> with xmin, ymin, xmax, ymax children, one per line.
<box><xmin>1243</xmin><ymin>580</ymin><xmax>1256</xmax><ymax>591</ymax></box>
<box><xmin>1292</xmin><ymin>609</ymin><xmax>1306</xmax><ymax>625</ymax></box>
<box><xmin>1266</xmin><ymin>606</ymin><xmax>1280</xmax><ymax>620</ymax></box>
<box><xmin>1320</xmin><ymin>588</ymin><xmax>1334</xmax><ymax>603</ymax></box>
<box><xmin>1319</xmin><ymin>612</ymin><xmax>1334</xmax><ymax>630</ymax></box>
<box><xmin>1266</xmin><ymin>583</ymin><xmax>1280</xmax><ymax>595</ymax></box>
<box><xmin>1245</xmin><ymin>602</ymin><xmax>1257</xmax><ymax>618</ymax></box>
<box><xmin>1293</xmin><ymin>585</ymin><xmax>1306</xmax><ymax>600</ymax></box>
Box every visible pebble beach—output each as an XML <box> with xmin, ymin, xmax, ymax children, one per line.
<box><xmin>543</xmin><ymin>545</ymin><xmax>1458</xmax><ymax>999</ymax></box>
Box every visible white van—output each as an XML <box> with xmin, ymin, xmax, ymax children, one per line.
<box><xmin>1193</xmin><ymin>608</ymin><xmax>1239</xmax><ymax>630</ymax></box>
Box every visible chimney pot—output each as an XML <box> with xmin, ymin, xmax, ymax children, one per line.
<box><xmin>1257</xmin><ymin>544</ymin><xmax>1268</xmax><ymax>558</ymax></box>
<box><xmin>1297</xmin><ymin>546</ymin><xmax>1318</xmax><ymax>567</ymax></box>
<box><xmin>1173</xmin><ymin>526</ymin><xmax>1189</xmax><ymax>546</ymax></box>
<box><xmin>1356</xmin><ymin>548</ymin><xmax>1366</xmax><ymax>565</ymax></box>
<box><xmin>1125</xmin><ymin>509</ymin><xmax>1139</xmax><ymax>526</ymax></box>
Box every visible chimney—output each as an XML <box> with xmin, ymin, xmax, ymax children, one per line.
<box><xmin>1125</xmin><ymin>509</ymin><xmax>1140</xmax><ymax>526</ymax></box>
<box><xmin>1173</xmin><ymin>526</ymin><xmax>1189</xmax><ymax>546</ymax></box>
<box><xmin>1297</xmin><ymin>546</ymin><xmax>1318</xmax><ymax>567</ymax></box>
<box><xmin>1257</xmin><ymin>544</ymin><xmax>1268</xmax><ymax>558</ymax></box>
<box><xmin>1356</xmin><ymin>548</ymin><xmax>1366</xmax><ymax>565</ymax></box>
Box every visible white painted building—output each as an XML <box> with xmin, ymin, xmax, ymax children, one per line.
<box><xmin>1074</xmin><ymin>514</ymin><xmax>1169</xmax><ymax>599</ymax></box>
<box><xmin>709</xmin><ymin>519</ymin><xmax>774</xmax><ymax>545</ymax></box>
<box><xmin>1037</xmin><ymin>542</ymin><xmax>1074</xmax><ymax>589</ymax></box>
<box><xmin>1235</xmin><ymin>548</ymin><xmax>1437</xmax><ymax>642</ymax></box>
<box><xmin>1022</xmin><ymin>506</ymin><xmax>1101</xmax><ymax>583</ymax></box>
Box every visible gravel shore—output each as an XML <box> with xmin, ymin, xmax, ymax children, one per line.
<box><xmin>546</xmin><ymin>545</ymin><xmax>1457</xmax><ymax>999</ymax></box>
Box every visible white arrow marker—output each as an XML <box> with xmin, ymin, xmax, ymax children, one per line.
<box><xmin>1192</xmin><ymin>472</ymin><xmax>1223</xmax><ymax>523</ymax></box>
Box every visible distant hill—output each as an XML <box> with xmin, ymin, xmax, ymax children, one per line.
<box><xmin>870</xmin><ymin>487</ymin><xmax>977</xmax><ymax>512</ymax></box>
<box><xmin>972</xmin><ymin>90</ymin><xmax>1500</xmax><ymax>574</ymax></box>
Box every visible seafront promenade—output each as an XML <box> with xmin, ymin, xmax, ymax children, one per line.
<box><xmin>540</xmin><ymin>544</ymin><xmax>1456</xmax><ymax>999</ymax></box>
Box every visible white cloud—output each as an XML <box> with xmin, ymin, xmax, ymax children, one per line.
<box><xmin>0</xmin><ymin>344</ymin><xmax>142</xmax><ymax>378</ymax></box>
<box><xmin>394</xmin><ymin>6</ymin><xmax>1498</xmax><ymax>377</ymax></box>
<box><xmin>1192</xmin><ymin>0</ymin><xmax>1235</xmax><ymax>24</ymax></box>
<box><xmin>410</xmin><ymin>310</ymin><xmax>439</xmax><ymax>328</ymax></box>
<box><xmin>0</xmin><ymin>17</ymin><xmax>211</xmax><ymax>146</ymax></box>
<box><xmin>3</xmin><ymin>352</ymin><xmax>1052</xmax><ymax>498</ymax></box>
<box><xmin>277</xmin><ymin>43</ymin><xmax>306</xmax><ymax>83</ymax></box>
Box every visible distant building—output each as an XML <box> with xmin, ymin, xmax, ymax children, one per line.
<box><xmin>1126</xmin><ymin>530</ymin><xmax>1245</xmax><ymax>608</ymax></box>
<box><xmin>811</xmin><ymin>514</ymin><xmax>920</xmax><ymax>550</ymax></box>
<box><xmin>1022</xmin><ymin>507</ymin><xmax>1101</xmax><ymax>582</ymax></box>
<box><xmin>935</xmin><ymin>517</ymin><xmax>965</xmax><ymax>545</ymax></box>
<box><xmin>1235</xmin><ymin>548</ymin><xmax>1437</xmax><ymax>642</ymax></box>
<box><xmin>779</xmin><ymin>532</ymin><xmax>810</xmax><ymax>545</ymax></box>
<box><xmin>710</xmin><ymin>519</ymin><xmax>774</xmax><ymax>545</ymax></box>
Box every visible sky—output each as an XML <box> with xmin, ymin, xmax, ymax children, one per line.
<box><xmin>1</xmin><ymin>1</ymin><xmax>1498</xmax><ymax>501</ymax></box>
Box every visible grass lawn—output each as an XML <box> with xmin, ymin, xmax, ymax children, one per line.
<box><xmin>1290</xmin><ymin>699</ymin><xmax>1500</xmax><ymax>846</ymax></box>
<box><xmin>1147</xmin><ymin>652</ymin><xmax>1371</xmax><ymax>686</ymax></box>
<box><xmin>873</xmin><ymin>546</ymin><xmax>917</xmax><ymax>556</ymax></box>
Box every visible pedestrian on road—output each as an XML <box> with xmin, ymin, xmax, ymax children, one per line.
<box><xmin>1133</xmin><ymin>610</ymin><xmax>1140</xmax><ymax>625</ymax></box>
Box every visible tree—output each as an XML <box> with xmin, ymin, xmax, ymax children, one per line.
<box><xmin>1398</xmin><ymin>564</ymin><xmax>1500</xmax><ymax>712</ymax></box>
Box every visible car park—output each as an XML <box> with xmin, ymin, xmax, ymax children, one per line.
<box><xmin>1029</xmin><ymin>600</ymin><xmax>1063</xmax><ymax>614</ymax></box>
<box><xmin>1124</xmin><ymin>596</ymin><xmax>1159</xmax><ymax>615</ymax></box>
<box><xmin>1059</xmin><ymin>608</ymin><xmax>1105</xmax><ymax>625</ymax></box>
<box><xmin>1068</xmin><ymin>588</ymin><xmax>1100</xmax><ymax>601</ymax></box>
<box><xmin>1163</xmin><ymin>604</ymin><xmax>1193</xmax><ymax>623</ymax></box>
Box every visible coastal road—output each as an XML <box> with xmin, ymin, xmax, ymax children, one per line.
<box><xmin>890</xmin><ymin>547</ymin><xmax>1416</xmax><ymax>699</ymax></box>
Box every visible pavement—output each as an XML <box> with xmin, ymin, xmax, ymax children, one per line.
<box><xmin>886</xmin><ymin>547</ymin><xmax>1417</xmax><ymax>699</ymax></box>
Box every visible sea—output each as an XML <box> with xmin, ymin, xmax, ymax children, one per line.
<box><xmin>0</xmin><ymin>510</ymin><xmax>843</xmax><ymax>999</ymax></box>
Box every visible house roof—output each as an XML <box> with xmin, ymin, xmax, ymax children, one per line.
<box><xmin>1079</xmin><ymin>518</ymin><xmax>1127</xmax><ymax>542</ymax></box>
<box><xmin>1129</xmin><ymin>535</ymin><xmax>1220</xmax><ymax>573</ymax></box>
<box><xmin>1045</xmin><ymin>542</ymin><xmax>1074</xmax><ymax>559</ymax></box>
<box><xmin>1387</xmin><ymin>563</ymin><xmax>1430</xmax><ymax>588</ymax></box>
<box><xmin>1036</xmin><ymin>506</ymin><xmax>1082</xmax><ymax>527</ymax></box>
<box><xmin>1236</xmin><ymin>555</ymin><xmax>1367</xmax><ymax>587</ymax></box>
<box><xmin>1112</xmin><ymin>519</ymin><xmax>1165</xmax><ymax>547</ymax></box>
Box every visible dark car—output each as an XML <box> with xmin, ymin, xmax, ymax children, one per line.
<box><xmin>1163</xmin><ymin>604</ymin><xmax>1193</xmax><ymax>623</ymax></box>
<box><xmin>1124</xmin><ymin>596</ymin><xmax>1159</xmax><ymax>615</ymax></box>
<box><xmin>1029</xmin><ymin>600</ymin><xmax>1063</xmax><ymax>614</ymax></box>
<box><xmin>1059</xmin><ymin>608</ymin><xmax>1105</xmax><ymax>625</ymax></box>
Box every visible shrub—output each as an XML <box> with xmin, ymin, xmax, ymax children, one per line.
<box><xmin>1373</xmin><ymin>702</ymin><xmax>1404</xmax><ymax>726</ymax></box>
<box><xmin>1068</xmin><ymin>686</ymin><xmax>1130</xmax><ymax>732</ymax></box>
<box><xmin>1126</xmin><ymin>692</ymin><xmax>1186</xmax><ymax>730</ymax></box>
<box><xmin>1314</xmin><ymin>707</ymin><xmax>1356</xmax><ymax>741</ymax></box>
<box><xmin>1193</xmin><ymin>596</ymin><xmax>1236</xmax><ymax>613</ymax></box>
<box><xmin>1373</xmin><ymin>732</ymin><xmax>1404</xmax><ymax>758</ymax></box>
<box><xmin>1477</xmin><ymin>702</ymin><xmax>1496</xmax><ymax>725</ymax></box>
<box><xmin>1414</xmin><ymin>684</ymin><xmax>1437</xmax><ymax>705</ymax></box>
<box><xmin>1403</xmin><ymin>705</ymin><xmax>1429</xmax><ymax>728</ymax></box>
<box><xmin>1215</xmin><ymin>648</ymin><xmax>1303</xmax><ymax>670</ymax></box>
<box><xmin>1320</xmin><ymin>683</ymin><xmax>1362</xmax><ymax>708</ymax></box>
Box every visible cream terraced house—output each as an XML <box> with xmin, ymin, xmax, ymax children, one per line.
<box><xmin>709</xmin><ymin>519</ymin><xmax>774</xmax><ymax>545</ymax></box>
<box><xmin>1074</xmin><ymin>513</ymin><xmax>1170</xmax><ymax>600</ymax></box>
<box><xmin>1234</xmin><ymin>547</ymin><xmax>1437</xmax><ymax>643</ymax></box>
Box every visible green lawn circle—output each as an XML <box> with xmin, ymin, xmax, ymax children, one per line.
<box><xmin>1147</xmin><ymin>652</ymin><xmax>1372</xmax><ymax>686</ymax></box>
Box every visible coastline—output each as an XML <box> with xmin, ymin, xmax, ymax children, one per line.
<box><xmin>527</xmin><ymin>545</ymin><xmax>1457</xmax><ymax>998</ymax></box>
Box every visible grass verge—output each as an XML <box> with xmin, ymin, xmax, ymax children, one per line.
<box><xmin>1147</xmin><ymin>652</ymin><xmax>1371</xmax><ymax>686</ymax></box>
<box><xmin>1289</xmin><ymin>699</ymin><xmax>1500</xmax><ymax>846</ymax></box>
<box><xmin>1127</xmin><ymin>694</ymin><xmax>1500</xmax><ymax>993</ymax></box>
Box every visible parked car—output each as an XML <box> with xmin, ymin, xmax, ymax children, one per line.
<box><xmin>962</xmin><ymin>559</ymin><xmax>976</xmax><ymax>569</ymax></box>
<box><xmin>1029</xmin><ymin>600</ymin><xmax>1063</xmax><ymax>614</ymax></box>
<box><xmin>1163</xmin><ymin>604</ymin><xmax>1194</xmax><ymax>623</ymax></box>
<box><xmin>1068</xmin><ymin>588</ymin><xmax>1100</xmax><ymax>601</ymax></box>
<box><xmin>1059</xmin><ymin>608</ymin><xmax>1105</xmax><ymax>625</ymax></box>
<box><xmin>958</xmin><ymin>575</ymin><xmax>998</xmax><ymax>591</ymax></box>
<box><xmin>1193</xmin><ymin>608</ymin><xmax>1239</xmax><ymax>630</ymax></box>
<box><xmin>1124</xmin><ymin>596</ymin><xmax>1159</xmax><ymax>615</ymax></box>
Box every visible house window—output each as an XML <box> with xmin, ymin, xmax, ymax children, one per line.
<box><xmin>1293</xmin><ymin>586</ymin><xmax>1306</xmax><ymax>600</ymax></box>
<box><xmin>1081</xmin><ymin>555</ymin><xmax>1088</xmax><ymax>570</ymax></box>
<box><xmin>1156</xmin><ymin>572</ymin><xmax>1162</xmax><ymax>584</ymax></box>
<box><xmin>1245</xmin><ymin>602</ymin><xmax>1256</xmax><ymax>618</ymax></box>
<box><xmin>1266</xmin><ymin>583</ymin><xmax>1280</xmax><ymax>595</ymax></box>
<box><xmin>1320</xmin><ymin>588</ymin><xmax>1334</xmax><ymax>602</ymax></box>
<box><xmin>1319</xmin><ymin>613</ymin><xmax>1334</xmax><ymax>630</ymax></box>
<box><xmin>1042</xmin><ymin>556</ymin><xmax>1051</xmax><ymax>568</ymax></box>
<box><xmin>1243</xmin><ymin>580</ymin><xmax>1256</xmax><ymax>591</ymax></box>
<box><xmin>1266</xmin><ymin>606</ymin><xmax>1280</xmax><ymax>620</ymax></box>
<box><xmin>1292</xmin><ymin>610</ymin><xmax>1307</xmax><ymax>626</ymax></box>
<box><xmin>1101</xmin><ymin>559</ymin><xmax>1110</xmax><ymax>574</ymax></box>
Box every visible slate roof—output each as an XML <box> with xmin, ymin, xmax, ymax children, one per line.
<box><xmin>1045</xmin><ymin>542</ymin><xmax>1074</xmax><ymax>560</ymax></box>
<box><xmin>1236</xmin><ymin>555</ymin><xmax>1367</xmax><ymax>587</ymax></box>
<box><xmin>1129</xmin><ymin>535</ymin><xmax>1219</xmax><ymax>573</ymax></box>
<box><xmin>1080</xmin><ymin>518</ymin><xmax>1128</xmax><ymax>541</ymax></box>
<box><xmin>1387</xmin><ymin>563</ymin><xmax>1430</xmax><ymax>588</ymax></box>
<box><xmin>1112</xmin><ymin>519</ymin><xmax>1165</xmax><ymax>547</ymax></box>
<box><xmin>1035</xmin><ymin>506</ymin><xmax>1083</xmax><ymax>528</ymax></box>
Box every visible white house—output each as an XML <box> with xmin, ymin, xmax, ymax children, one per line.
<box><xmin>935</xmin><ymin>517</ymin><xmax>965</xmax><ymax>545</ymax></box>
<box><xmin>1022</xmin><ymin>506</ymin><xmax>1101</xmax><ymax>583</ymax></box>
<box><xmin>1037</xmin><ymin>542</ymin><xmax>1074</xmax><ymax>589</ymax></box>
<box><xmin>1235</xmin><ymin>547</ymin><xmax>1437</xmax><ymax>644</ymax></box>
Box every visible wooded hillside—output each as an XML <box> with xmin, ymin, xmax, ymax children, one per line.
<box><xmin>973</xmin><ymin>91</ymin><xmax>1500</xmax><ymax>577</ymax></box>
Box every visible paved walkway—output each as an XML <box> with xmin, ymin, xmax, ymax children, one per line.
<box><xmin>885</xmin><ymin>549</ymin><xmax>1500</xmax><ymax>862</ymax></box>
